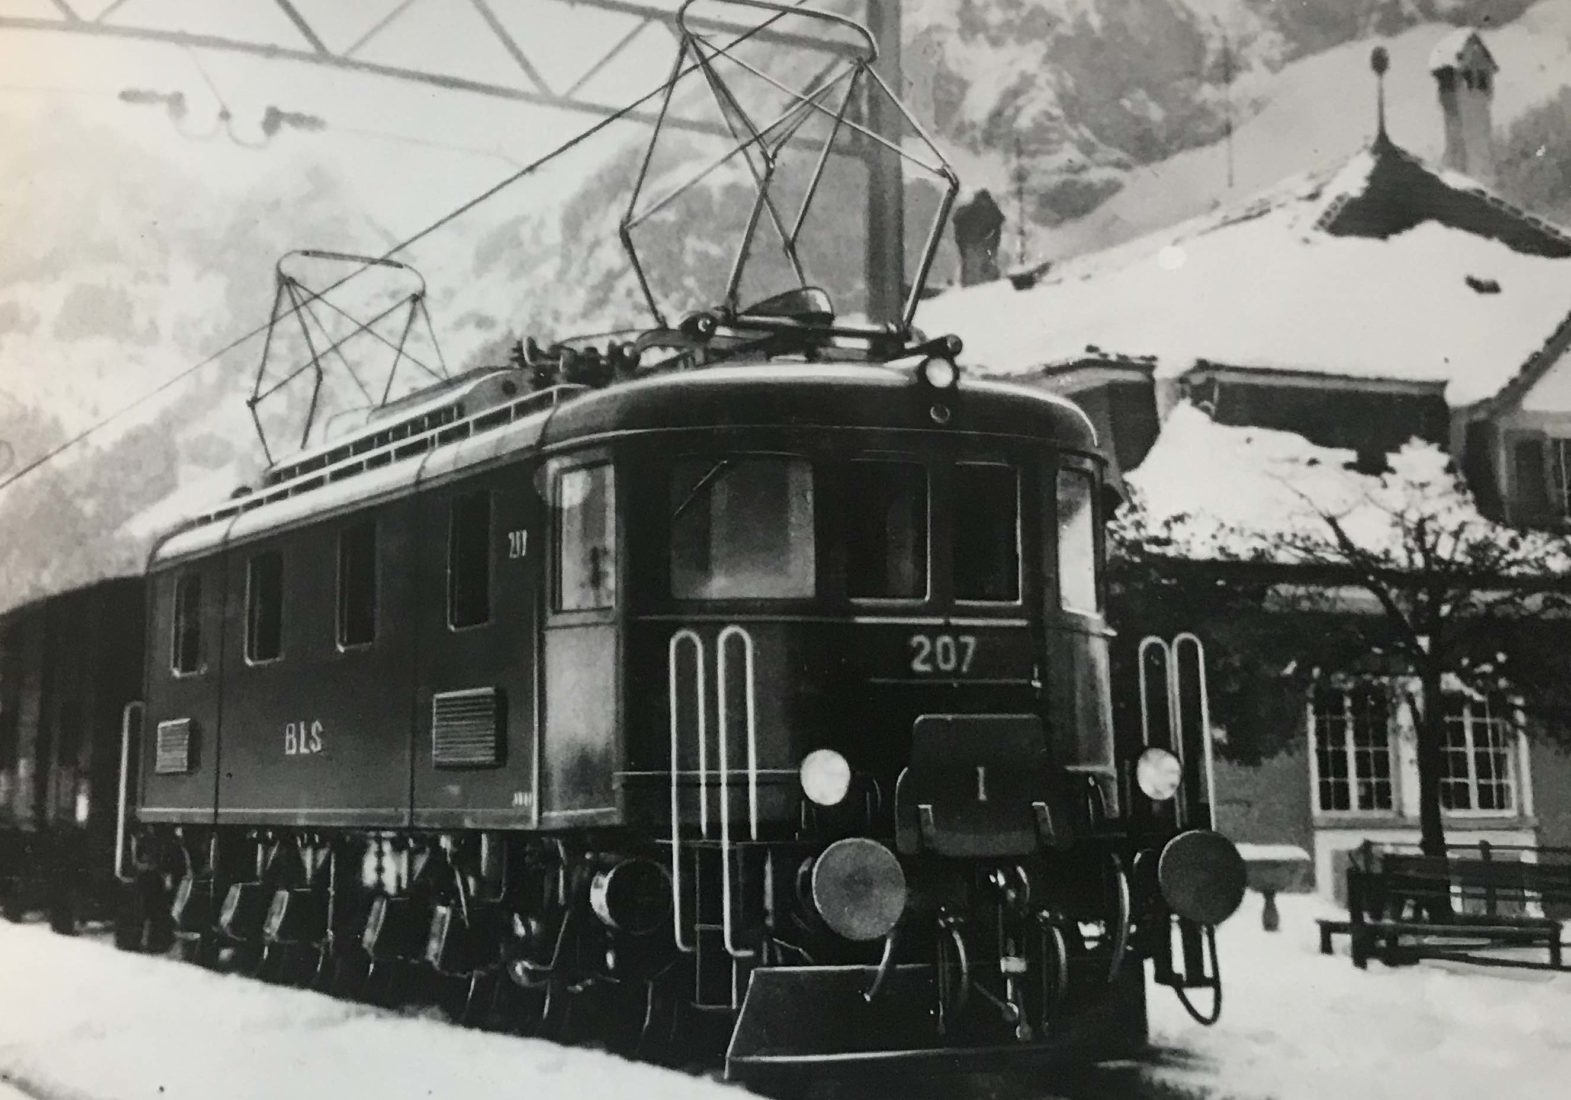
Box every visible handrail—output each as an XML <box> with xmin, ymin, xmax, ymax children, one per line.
<box><xmin>716</xmin><ymin>624</ymin><xmax>759</xmax><ymax>960</ymax></box>
<box><xmin>1173</xmin><ymin>633</ymin><xmax>1217</xmax><ymax>825</ymax></box>
<box><xmin>668</xmin><ymin>629</ymin><xmax>706</xmax><ymax>954</ymax></box>
<box><xmin>1136</xmin><ymin>635</ymin><xmax>1184</xmax><ymax>828</ymax></box>
<box><xmin>114</xmin><ymin>701</ymin><xmax>144</xmax><ymax>883</ymax></box>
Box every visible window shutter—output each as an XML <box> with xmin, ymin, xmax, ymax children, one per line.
<box><xmin>1511</xmin><ymin>434</ymin><xmax>1550</xmax><ymax>523</ymax></box>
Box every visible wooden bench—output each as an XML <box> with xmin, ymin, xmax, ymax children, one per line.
<box><xmin>1344</xmin><ymin>841</ymin><xmax>1571</xmax><ymax>970</ymax></box>
<box><xmin>1318</xmin><ymin>918</ymin><xmax>1352</xmax><ymax>956</ymax></box>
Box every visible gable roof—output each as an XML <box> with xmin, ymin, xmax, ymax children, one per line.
<box><xmin>1428</xmin><ymin>29</ymin><xmax>1500</xmax><ymax>74</ymax></box>
<box><xmin>917</xmin><ymin>138</ymin><xmax>1571</xmax><ymax>410</ymax></box>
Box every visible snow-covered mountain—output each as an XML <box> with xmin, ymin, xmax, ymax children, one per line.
<box><xmin>906</xmin><ymin>2</ymin><xmax>1517</xmax><ymax>196</ymax></box>
<box><xmin>5</xmin><ymin>0</ymin><xmax>1571</xmax><ymax>610</ymax></box>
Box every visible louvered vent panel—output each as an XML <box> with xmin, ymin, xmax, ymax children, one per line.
<box><xmin>155</xmin><ymin>718</ymin><xmax>196</xmax><ymax>775</ymax></box>
<box><xmin>432</xmin><ymin>688</ymin><xmax>503</xmax><ymax>768</ymax></box>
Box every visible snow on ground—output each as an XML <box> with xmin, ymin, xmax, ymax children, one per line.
<box><xmin>0</xmin><ymin>921</ymin><xmax>735</xmax><ymax>1100</ymax></box>
<box><xmin>1144</xmin><ymin>892</ymin><xmax>1571</xmax><ymax>1100</ymax></box>
<box><xmin>3</xmin><ymin>894</ymin><xmax>1567</xmax><ymax>1100</ymax></box>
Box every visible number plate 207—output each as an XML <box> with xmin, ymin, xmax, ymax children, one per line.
<box><xmin>908</xmin><ymin>633</ymin><xmax>977</xmax><ymax>674</ymax></box>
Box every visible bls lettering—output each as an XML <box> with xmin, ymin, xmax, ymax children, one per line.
<box><xmin>284</xmin><ymin>719</ymin><xmax>325</xmax><ymax>756</ymax></box>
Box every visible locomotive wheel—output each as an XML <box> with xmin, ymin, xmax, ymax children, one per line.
<box><xmin>490</xmin><ymin>976</ymin><xmax>550</xmax><ymax>1036</ymax></box>
<box><xmin>455</xmin><ymin>970</ymin><xmax>503</xmax><ymax>1029</ymax></box>
<box><xmin>435</xmin><ymin>971</ymin><xmax>477</xmax><ymax>1023</ymax></box>
<box><xmin>598</xmin><ymin>978</ymin><xmax>651</xmax><ymax>1057</ymax></box>
<box><xmin>323</xmin><ymin>950</ymin><xmax>371</xmax><ymax>1000</ymax></box>
<box><xmin>2</xmin><ymin>885</ymin><xmax>28</xmax><ymax>923</ymax></box>
<box><xmin>226</xmin><ymin>939</ymin><xmax>264</xmax><ymax>976</ymax></box>
<box><xmin>47</xmin><ymin>879</ymin><xmax>78</xmax><ymax>935</ymax></box>
<box><xmin>174</xmin><ymin>932</ymin><xmax>222</xmax><ymax>968</ymax></box>
<box><xmin>113</xmin><ymin>874</ymin><xmax>174</xmax><ymax>954</ymax></box>
<box><xmin>535</xmin><ymin>978</ymin><xmax>576</xmax><ymax>1043</ymax></box>
<box><xmin>636</xmin><ymin>979</ymin><xmax>684</xmax><ymax>1065</ymax></box>
<box><xmin>359</xmin><ymin>959</ymin><xmax>396</xmax><ymax>1007</ymax></box>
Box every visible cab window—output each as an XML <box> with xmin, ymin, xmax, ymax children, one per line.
<box><xmin>171</xmin><ymin>571</ymin><xmax>204</xmax><ymax>675</ymax></box>
<box><xmin>557</xmin><ymin>464</ymin><xmax>616</xmax><ymax>611</ymax></box>
<box><xmin>846</xmin><ymin>460</ymin><xmax>927</xmax><ymax>600</ymax></box>
<box><xmin>953</xmin><ymin>462</ymin><xmax>1020</xmax><ymax>602</ymax></box>
<box><xmin>1057</xmin><ymin>467</ymin><xmax>1099</xmax><ymax>613</ymax></box>
<box><xmin>670</xmin><ymin>456</ymin><xmax>814</xmax><ymax>600</ymax></box>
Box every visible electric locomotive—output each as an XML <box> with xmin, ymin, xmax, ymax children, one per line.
<box><xmin>110</xmin><ymin>0</ymin><xmax>1245</xmax><ymax>1083</ymax></box>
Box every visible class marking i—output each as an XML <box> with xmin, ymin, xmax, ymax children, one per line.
<box><xmin>976</xmin><ymin>766</ymin><xmax>988</xmax><ymax>802</ymax></box>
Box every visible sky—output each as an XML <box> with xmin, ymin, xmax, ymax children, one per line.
<box><xmin>0</xmin><ymin>0</ymin><xmax>766</xmax><ymax>235</ymax></box>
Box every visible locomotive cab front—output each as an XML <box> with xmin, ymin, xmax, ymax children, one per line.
<box><xmin>533</xmin><ymin>359</ymin><xmax>1247</xmax><ymax>1075</ymax></box>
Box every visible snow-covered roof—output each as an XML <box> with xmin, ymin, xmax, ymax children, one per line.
<box><xmin>1428</xmin><ymin>28</ymin><xmax>1498</xmax><ymax>73</ymax></box>
<box><xmin>1119</xmin><ymin>401</ymin><xmax>1569</xmax><ymax>569</ymax></box>
<box><xmin>919</xmin><ymin>144</ymin><xmax>1571</xmax><ymax>409</ymax></box>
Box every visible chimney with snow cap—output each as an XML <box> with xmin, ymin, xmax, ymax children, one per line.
<box><xmin>953</xmin><ymin>189</ymin><xmax>1005</xmax><ymax>286</ymax></box>
<box><xmin>1430</xmin><ymin>28</ymin><xmax>1498</xmax><ymax>184</ymax></box>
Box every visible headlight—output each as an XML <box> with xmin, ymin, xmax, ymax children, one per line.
<box><xmin>811</xmin><ymin>838</ymin><xmax>906</xmax><ymax>941</ymax></box>
<box><xmin>799</xmin><ymin>749</ymin><xmax>852</xmax><ymax>807</ymax></box>
<box><xmin>917</xmin><ymin>355</ymin><xmax>959</xmax><ymax>390</ymax></box>
<box><xmin>1136</xmin><ymin>746</ymin><xmax>1183</xmax><ymax>801</ymax></box>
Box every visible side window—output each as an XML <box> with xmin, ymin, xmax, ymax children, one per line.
<box><xmin>171</xmin><ymin>571</ymin><xmax>204</xmax><ymax>675</ymax></box>
<box><xmin>954</xmin><ymin>462</ymin><xmax>1020</xmax><ymax>602</ymax></box>
<box><xmin>1056</xmin><ymin>467</ymin><xmax>1099</xmax><ymax>614</ymax></box>
<box><xmin>448</xmin><ymin>490</ymin><xmax>492</xmax><ymax>629</ymax></box>
<box><xmin>556</xmin><ymin>464</ymin><xmax>616</xmax><ymax>611</ymax></box>
<box><xmin>337</xmin><ymin>520</ymin><xmax>377</xmax><ymax>648</ymax></box>
<box><xmin>246</xmin><ymin>550</ymin><xmax>284</xmax><ymax>663</ymax></box>
<box><xmin>846</xmin><ymin>461</ymin><xmax>927</xmax><ymax>599</ymax></box>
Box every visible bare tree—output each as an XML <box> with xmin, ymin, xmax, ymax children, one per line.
<box><xmin>1114</xmin><ymin>441</ymin><xmax>1571</xmax><ymax>856</ymax></box>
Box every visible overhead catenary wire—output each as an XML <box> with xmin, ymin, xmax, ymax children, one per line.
<box><xmin>0</xmin><ymin>0</ymin><xmax>811</xmax><ymax>498</ymax></box>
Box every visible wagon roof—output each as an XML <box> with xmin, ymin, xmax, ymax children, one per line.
<box><xmin>539</xmin><ymin>362</ymin><xmax>1097</xmax><ymax>447</ymax></box>
<box><xmin>146</xmin><ymin>363</ymin><xmax>1096</xmax><ymax>568</ymax></box>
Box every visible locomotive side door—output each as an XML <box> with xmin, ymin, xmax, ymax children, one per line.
<box><xmin>538</xmin><ymin>451</ymin><xmax>622</xmax><ymax>827</ymax></box>
<box><xmin>410</xmin><ymin>461</ymin><xmax>541</xmax><ymax>828</ymax></box>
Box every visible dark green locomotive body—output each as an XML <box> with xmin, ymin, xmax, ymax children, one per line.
<box><xmin>125</xmin><ymin>360</ymin><xmax>1239</xmax><ymax>1077</ymax></box>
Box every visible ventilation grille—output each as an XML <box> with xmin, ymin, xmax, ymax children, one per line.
<box><xmin>432</xmin><ymin>688</ymin><xmax>503</xmax><ymax>768</ymax></box>
<box><xmin>155</xmin><ymin>718</ymin><xmax>196</xmax><ymax>775</ymax></box>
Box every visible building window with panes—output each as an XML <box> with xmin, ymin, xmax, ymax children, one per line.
<box><xmin>1310</xmin><ymin>683</ymin><xmax>1395</xmax><ymax>814</ymax></box>
<box><xmin>1511</xmin><ymin>434</ymin><xmax>1571</xmax><ymax>523</ymax></box>
<box><xmin>1545</xmin><ymin>438</ymin><xmax>1571</xmax><ymax>518</ymax></box>
<box><xmin>1439</xmin><ymin>692</ymin><xmax>1518</xmax><ymax>814</ymax></box>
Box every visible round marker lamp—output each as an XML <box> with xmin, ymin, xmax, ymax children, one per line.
<box><xmin>1136</xmin><ymin>746</ymin><xmax>1183</xmax><ymax>802</ymax></box>
<box><xmin>917</xmin><ymin>356</ymin><xmax>959</xmax><ymax>391</ymax></box>
<box><xmin>799</xmin><ymin>749</ymin><xmax>852</xmax><ymax>807</ymax></box>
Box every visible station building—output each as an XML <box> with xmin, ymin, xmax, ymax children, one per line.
<box><xmin>920</xmin><ymin>29</ymin><xmax>1571</xmax><ymax>896</ymax></box>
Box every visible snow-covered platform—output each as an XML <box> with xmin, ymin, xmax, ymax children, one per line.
<box><xmin>1143</xmin><ymin>894</ymin><xmax>1570</xmax><ymax>1099</ymax></box>
<box><xmin>1</xmin><ymin>895</ymin><xmax>1567</xmax><ymax>1100</ymax></box>
<box><xmin>0</xmin><ymin>921</ymin><xmax>736</xmax><ymax>1100</ymax></box>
